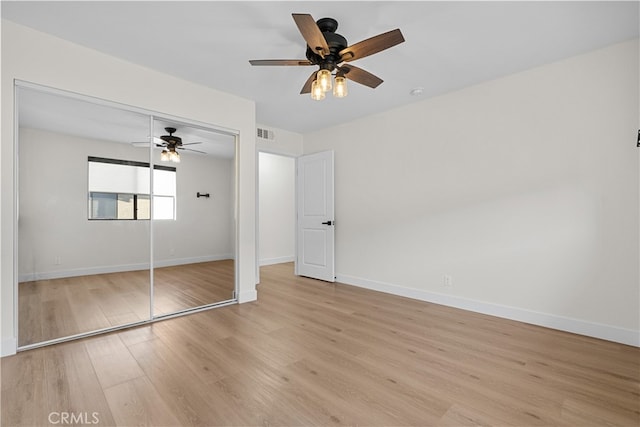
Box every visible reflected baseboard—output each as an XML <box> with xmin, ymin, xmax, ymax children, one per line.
<box><xmin>259</xmin><ymin>256</ymin><xmax>294</xmax><ymax>266</ymax></box>
<box><xmin>19</xmin><ymin>254</ymin><xmax>234</xmax><ymax>282</ymax></box>
<box><xmin>154</xmin><ymin>254</ymin><xmax>234</xmax><ymax>268</ymax></box>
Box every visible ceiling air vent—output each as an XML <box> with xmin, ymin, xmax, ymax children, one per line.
<box><xmin>257</xmin><ymin>127</ymin><xmax>275</xmax><ymax>141</ymax></box>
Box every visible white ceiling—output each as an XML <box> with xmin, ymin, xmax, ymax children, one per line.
<box><xmin>17</xmin><ymin>85</ymin><xmax>236</xmax><ymax>158</ymax></box>
<box><xmin>3</xmin><ymin>1</ymin><xmax>639</xmax><ymax>134</ymax></box>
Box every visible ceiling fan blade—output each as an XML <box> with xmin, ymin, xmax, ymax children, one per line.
<box><xmin>338</xmin><ymin>64</ymin><xmax>383</xmax><ymax>89</ymax></box>
<box><xmin>249</xmin><ymin>59</ymin><xmax>313</xmax><ymax>66</ymax></box>
<box><xmin>180</xmin><ymin>142</ymin><xmax>203</xmax><ymax>146</ymax></box>
<box><xmin>339</xmin><ymin>29</ymin><xmax>405</xmax><ymax>62</ymax></box>
<box><xmin>179</xmin><ymin>147</ymin><xmax>207</xmax><ymax>154</ymax></box>
<box><xmin>292</xmin><ymin>13</ymin><xmax>330</xmax><ymax>58</ymax></box>
<box><xmin>132</xmin><ymin>137</ymin><xmax>164</xmax><ymax>147</ymax></box>
<box><xmin>300</xmin><ymin>71</ymin><xmax>317</xmax><ymax>94</ymax></box>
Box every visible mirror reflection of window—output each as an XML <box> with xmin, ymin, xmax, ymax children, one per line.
<box><xmin>87</xmin><ymin>157</ymin><xmax>176</xmax><ymax>220</ymax></box>
<box><xmin>153</xmin><ymin>168</ymin><xmax>177</xmax><ymax>220</ymax></box>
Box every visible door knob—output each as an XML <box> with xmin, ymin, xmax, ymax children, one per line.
<box><xmin>321</xmin><ymin>220</ymin><xmax>334</xmax><ymax>226</ymax></box>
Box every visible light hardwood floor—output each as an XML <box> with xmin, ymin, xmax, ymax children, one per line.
<box><xmin>3</xmin><ymin>263</ymin><xmax>639</xmax><ymax>426</ymax></box>
<box><xmin>19</xmin><ymin>260</ymin><xmax>235</xmax><ymax>346</ymax></box>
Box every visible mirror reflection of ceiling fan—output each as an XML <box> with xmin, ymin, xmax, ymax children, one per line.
<box><xmin>132</xmin><ymin>127</ymin><xmax>206</xmax><ymax>163</ymax></box>
<box><xmin>249</xmin><ymin>13</ymin><xmax>405</xmax><ymax>100</ymax></box>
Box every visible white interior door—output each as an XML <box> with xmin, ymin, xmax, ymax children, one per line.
<box><xmin>296</xmin><ymin>150</ymin><xmax>335</xmax><ymax>282</ymax></box>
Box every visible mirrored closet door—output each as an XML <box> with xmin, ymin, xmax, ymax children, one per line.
<box><xmin>151</xmin><ymin>119</ymin><xmax>237</xmax><ymax>316</ymax></box>
<box><xmin>16</xmin><ymin>83</ymin><xmax>237</xmax><ymax>349</ymax></box>
<box><xmin>17</xmin><ymin>86</ymin><xmax>152</xmax><ymax>347</ymax></box>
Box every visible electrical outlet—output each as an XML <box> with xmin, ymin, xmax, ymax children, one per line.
<box><xmin>54</xmin><ymin>256</ymin><xmax>62</xmax><ymax>265</ymax></box>
<box><xmin>443</xmin><ymin>274</ymin><xmax>453</xmax><ymax>288</ymax></box>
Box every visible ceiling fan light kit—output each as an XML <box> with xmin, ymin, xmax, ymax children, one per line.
<box><xmin>161</xmin><ymin>148</ymin><xmax>180</xmax><ymax>163</ymax></box>
<box><xmin>131</xmin><ymin>127</ymin><xmax>207</xmax><ymax>162</ymax></box>
<box><xmin>249</xmin><ymin>13</ymin><xmax>404</xmax><ymax>101</ymax></box>
<box><xmin>143</xmin><ymin>127</ymin><xmax>205</xmax><ymax>163</ymax></box>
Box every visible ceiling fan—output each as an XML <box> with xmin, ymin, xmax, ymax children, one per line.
<box><xmin>133</xmin><ymin>127</ymin><xmax>205</xmax><ymax>163</ymax></box>
<box><xmin>249</xmin><ymin>13</ymin><xmax>405</xmax><ymax>100</ymax></box>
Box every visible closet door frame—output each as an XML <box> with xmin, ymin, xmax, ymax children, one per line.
<box><xmin>14</xmin><ymin>80</ymin><xmax>239</xmax><ymax>351</ymax></box>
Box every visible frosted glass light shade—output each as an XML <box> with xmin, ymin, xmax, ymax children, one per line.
<box><xmin>317</xmin><ymin>69</ymin><xmax>332</xmax><ymax>92</ymax></box>
<box><xmin>333</xmin><ymin>75</ymin><xmax>348</xmax><ymax>98</ymax></box>
<box><xmin>311</xmin><ymin>80</ymin><xmax>325</xmax><ymax>100</ymax></box>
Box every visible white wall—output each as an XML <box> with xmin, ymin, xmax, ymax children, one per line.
<box><xmin>1</xmin><ymin>20</ymin><xmax>257</xmax><ymax>356</ymax></box>
<box><xmin>303</xmin><ymin>39</ymin><xmax>640</xmax><ymax>346</ymax></box>
<box><xmin>154</xmin><ymin>137</ymin><xmax>235</xmax><ymax>268</ymax></box>
<box><xmin>256</xmin><ymin>123</ymin><xmax>303</xmax><ymax>157</ymax></box>
<box><xmin>18</xmin><ymin>128</ymin><xmax>234</xmax><ymax>280</ymax></box>
<box><xmin>259</xmin><ymin>152</ymin><xmax>295</xmax><ymax>266</ymax></box>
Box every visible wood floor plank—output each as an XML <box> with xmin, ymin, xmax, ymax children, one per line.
<box><xmin>284</xmin><ymin>356</ymin><xmax>422</xmax><ymax>426</ymax></box>
<box><xmin>559</xmin><ymin>396</ymin><xmax>640</xmax><ymax>426</ymax></box>
<box><xmin>1</xmin><ymin>347</ymin><xmax>48</xmax><ymax>426</ymax></box>
<box><xmin>437</xmin><ymin>403</ymin><xmax>497</xmax><ymax>426</ymax></box>
<box><xmin>45</xmin><ymin>340</ymin><xmax>116</xmax><ymax>426</ymax></box>
<box><xmin>65</xmin><ymin>277</ymin><xmax>113</xmax><ymax>332</ymax></box>
<box><xmin>213</xmin><ymin>364</ymin><xmax>335</xmax><ymax>426</ymax></box>
<box><xmin>41</xmin><ymin>298</ymin><xmax>79</xmax><ymax>343</ymax></box>
<box><xmin>3</xmin><ymin>262</ymin><xmax>639</xmax><ymax>426</ymax></box>
<box><xmin>84</xmin><ymin>333</ymin><xmax>146</xmax><ymax>390</ymax></box>
<box><xmin>127</xmin><ymin>337</ymin><xmax>245</xmax><ymax>426</ymax></box>
<box><xmin>103</xmin><ymin>376</ymin><xmax>182</xmax><ymax>426</ymax></box>
<box><xmin>18</xmin><ymin>260</ymin><xmax>234</xmax><ymax>347</ymax></box>
<box><xmin>8</xmin><ymin>339</ymin><xmax>119</xmax><ymax>426</ymax></box>
<box><xmin>117</xmin><ymin>324</ymin><xmax>158</xmax><ymax>348</ymax></box>
<box><xmin>226</xmin><ymin>299</ymin><xmax>290</xmax><ymax>332</ymax></box>
<box><xmin>150</xmin><ymin>321</ymin><xmax>245</xmax><ymax>385</ymax></box>
<box><xmin>17</xmin><ymin>292</ymin><xmax>43</xmax><ymax>345</ymax></box>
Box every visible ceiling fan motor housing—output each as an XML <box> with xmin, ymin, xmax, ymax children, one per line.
<box><xmin>160</xmin><ymin>127</ymin><xmax>182</xmax><ymax>146</ymax></box>
<box><xmin>305</xmin><ymin>17</ymin><xmax>347</xmax><ymax>70</ymax></box>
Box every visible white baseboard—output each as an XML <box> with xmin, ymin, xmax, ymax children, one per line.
<box><xmin>1</xmin><ymin>337</ymin><xmax>17</xmax><ymax>357</ymax></box>
<box><xmin>336</xmin><ymin>273</ymin><xmax>640</xmax><ymax>348</ymax></box>
<box><xmin>238</xmin><ymin>288</ymin><xmax>258</xmax><ymax>303</ymax></box>
<box><xmin>154</xmin><ymin>254</ymin><xmax>234</xmax><ymax>268</ymax></box>
<box><xmin>19</xmin><ymin>254</ymin><xmax>234</xmax><ymax>282</ymax></box>
<box><xmin>259</xmin><ymin>256</ymin><xmax>295</xmax><ymax>266</ymax></box>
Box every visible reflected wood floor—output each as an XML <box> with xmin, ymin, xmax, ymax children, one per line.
<box><xmin>4</xmin><ymin>263</ymin><xmax>639</xmax><ymax>426</ymax></box>
<box><xmin>18</xmin><ymin>260</ymin><xmax>235</xmax><ymax>346</ymax></box>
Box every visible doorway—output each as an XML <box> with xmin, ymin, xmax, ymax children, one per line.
<box><xmin>258</xmin><ymin>152</ymin><xmax>296</xmax><ymax>267</ymax></box>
